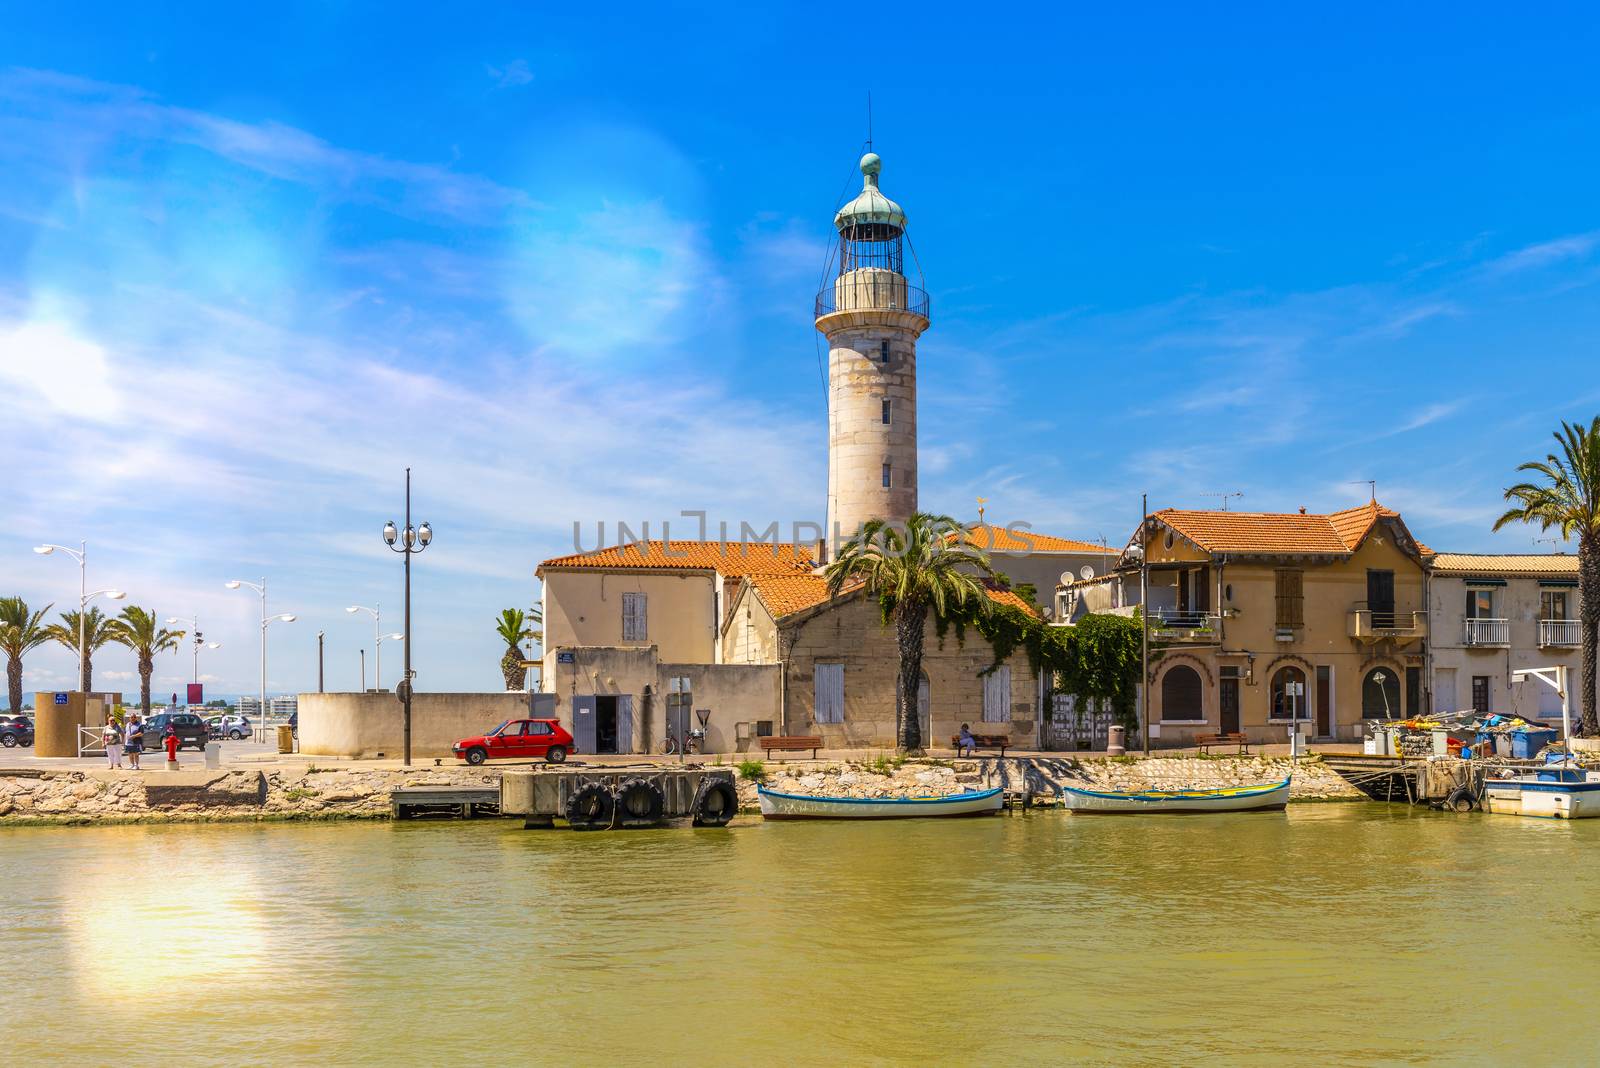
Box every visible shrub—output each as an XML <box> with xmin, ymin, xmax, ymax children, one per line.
<box><xmin>737</xmin><ymin>760</ymin><xmax>767</xmax><ymax>782</ymax></box>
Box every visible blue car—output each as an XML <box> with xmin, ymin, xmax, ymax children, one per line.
<box><xmin>0</xmin><ymin>715</ymin><xmax>34</xmax><ymax>748</ymax></box>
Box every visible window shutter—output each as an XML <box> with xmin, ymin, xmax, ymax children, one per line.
<box><xmin>1275</xmin><ymin>570</ymin><xmax>1303</xmax><ymax>627</ymax></box>
<box><xmin>622</xmin><ymin>593</ymin><xmax>647</xmax><ymax>641</ymax></box>
<box><xmin>983</xmin><ymin>667</ymin><xmax>1011</xmax><ymax>723</ymax></box>
<box><xmin>814</xmin><ymin>663</ymin><xmax>844</xmax><ymax>724</ymax></box>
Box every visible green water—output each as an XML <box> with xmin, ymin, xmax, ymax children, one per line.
<box><xmin>6</xmin><ymin>805</ymin><xmax>1598</xmax><ymax>1066</ymax></box>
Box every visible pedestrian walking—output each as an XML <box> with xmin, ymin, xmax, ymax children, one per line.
<box><xmin>163</xmin><ymin>725</ymin><xmax>181</xmax><ymax>770</ymax></box>
<box><xmin>103</xmin><ymin>721</ymin><xmax>123</xmax><ymax>769</ymax></box>
<box><xmin>124</xmin><ymin>714</ymin><xmax>144</xmax><ymax>771</ymax></box>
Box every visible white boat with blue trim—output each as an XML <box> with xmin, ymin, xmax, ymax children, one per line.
<box><xmin>1482</xmin><ymin>768</ymin><xmax>1600</xmax><ymax>819</ymax></box>
<box><xmin>1060</xmin><ymin>776</ymin><xmax>1291</xmax><ymax>814</ymax></box>
<box><xmin>757</xmin><ymin>785</ymin><xmax>1003</xmax><ymax>820</ymax></box>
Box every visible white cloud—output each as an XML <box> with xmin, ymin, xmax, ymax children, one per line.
<box><xmin>0</xmin><ymin>316</ymin><xmax>121</xmax><ymax>418</ymax></box>
<box><xmin>486</xmin><ymin>59</ymin><xmax>533</xmax><ymax>88</ymax></box>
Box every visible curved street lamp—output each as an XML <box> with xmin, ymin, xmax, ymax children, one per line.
<box><xmin>167</xmin><ymin>615</ymin><xmax>221</xmax><ymax>702</ymax></box>
<box><xmin>34</xmin><ymin>540</ymin><xmax>125</xmax><ymax>692</ymax></box>
<box><xmin>226</xmin><ymin>578</ymin><xmax>296</xmax><ymax>741</ymax></box>
<box><xmin>384</xmin><ymin>467</ymin><xmax>431</xmax><ymax>765</ymax></box>
<box><xmin>345</xmin><ymin>603</ymin><xmax>403</xmax><ymax>692</ymax></box>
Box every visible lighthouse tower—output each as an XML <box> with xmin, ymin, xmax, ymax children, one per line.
<box><xmin>816</xmin><ymin>152</ymin><xmax>930</xmax><ymax>542</ymax></box>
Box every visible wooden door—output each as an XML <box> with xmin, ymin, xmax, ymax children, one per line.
<box><xmin>1220</xmin><ymin>678</ymin><xmax>1240</xmax><ymax>734</ymax></box>
<box><xmin>1315</xmin><ymin>666</ymin><xmax>1332</xmax><ymax>738</ymax></box>
<box><xmin>570</xmin><ymin>696</ymin><xmax>596</xmax><ymax>754</ymax></box>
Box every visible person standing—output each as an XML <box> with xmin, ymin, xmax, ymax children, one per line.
<box><xmin>124</xmin><ymin>714</ymin><xmax>144</xmax><ymax>771</ymax></box>
<box><xmin>103</xmin><ymin>721</ymin><xmax>123</xmax><ymax>769</ymax></box>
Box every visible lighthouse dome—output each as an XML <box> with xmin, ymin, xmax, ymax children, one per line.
<box><xmin>833</xmin><ymin>152</ymin><xmax>907</xmax><ymax>233</ymax></box>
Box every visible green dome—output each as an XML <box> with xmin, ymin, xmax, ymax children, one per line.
<box><xmin>833</xmin><ymin>152</ymin><xmax>907</xmax><ymax>232</ymax></box>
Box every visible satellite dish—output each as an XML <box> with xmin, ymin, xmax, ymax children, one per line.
<box><xmin>1059</xmin><ymin>571</ymin><xmax>1075</xmax><ymax>586</ymax></box>
<box><xmin>1079</xmin><ymin>565</ymin><xmax>1096</xmax><ymax>580</ymax></box>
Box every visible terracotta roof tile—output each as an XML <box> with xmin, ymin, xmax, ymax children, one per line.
<box><xmin>748</xmin><ymin>573</ymin><xmax>1039</xmax><ymax>620</ymax></box>
<box><xmin>955</xmin><ymin>524</ymin><xmax>1114</xmax><ymax>555</ymax></box>
<box><xmin>1429</xmin><ymin>553</ymin><xmax>1579</xmax><ymax>575</ymax></box>
<box><xmin>539</xmin><ymin>540</ymin><xmax>815</xmax><ymax>579</ymax></box>
<box><xmin>1153</xmin><ymin>501</ymin><xmax>1421</xmax><ymax>557</ymax></box>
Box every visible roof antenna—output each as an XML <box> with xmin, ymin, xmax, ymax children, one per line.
<box><xmin>1200</xmin><ymin>491</ymin><xmax>1243</xmax><ymax>511</ymax></box>
<box><xmin>866</xmin><ymin>90</ymin><xmax>873</xmax><ymax>151</ymax></box>
<box><xmin>1349</xmin><ymin>479</ymin><xmax>1377</xmax><ymax>503</ymax></box>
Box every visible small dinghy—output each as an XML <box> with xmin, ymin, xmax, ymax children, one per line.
<box><xmin>757</xmin><ymin>785</ymin><xmax>1003</xmax><ymax>820</ymax></box>
<box><xmin>1060</xmin><ymin>776</ymin><xmax>1291</xmax><ymax>814</ymax></box>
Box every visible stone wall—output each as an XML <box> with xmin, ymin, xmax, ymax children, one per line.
<box><xmin>299</xmin><ymin>692</ymin><xmax>530</xmax><ymax>759</ymax></box>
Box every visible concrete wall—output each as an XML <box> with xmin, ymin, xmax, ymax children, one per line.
<box><xmin>299</xmin><ymin>692</ymin><xmax>532</xmax><ymax>759</ymax></box>
<box><xmin>543</xmin><ymin>645</ymin><xmax>780</xmax><ymax>754</ymax></box>
<box><xmin>541</xmin><ymin>569</ymin><xmax>720</xmax><ymax>675</ymax></box>
<box><xmin>778</xmin><ymin>597</ymin><xmax>1038</xmax><ymax>750</ymax></box>
<box><xmin>32</xmin><ymin>692</ymin><xmax>119</xmax><ymax>757</ymax></box>
<box><xmin>1137</xmin><ymin>518</ymin><xmax>1429</xmax><ymax>746</ymax></box>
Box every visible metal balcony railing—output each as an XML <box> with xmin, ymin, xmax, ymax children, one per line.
<box><xmin>1149</xmin><ymin>610</ymin><xmax>1222</xmax><ymax>642</ymax></box>
<box><xmin>1463</xmin><ymin>618</ymin><xmax>1510</xmax><ymax>646</ymax></box>
<box><xmin>1540</xmin><ymin>619</ymin><xmax>1581</xmax><ymax>647</ymax></box>
<box><xmin>815</xmin><ymin>276</ymin><xmax>930</xmax><ymax>320</ymax></box>
<box><xmin>1349</xmin><ymin>603</ymin><xmax>1427</xmax><ymax>641</ymax></box>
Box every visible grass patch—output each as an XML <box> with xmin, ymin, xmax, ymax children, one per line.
<box><xmin>282</xmin><ymin>788</ymin><xmax>317</xmax><ymax>801</ymax></box>
<box><xmin>737</xmin><ymin>760</ymin><xmax>768</xmax><ymax>782</ymax></box>
<box><xmin>865</xmin><ymin>753</ymin><xmax>907</xmax><ymax>775</ymax></box>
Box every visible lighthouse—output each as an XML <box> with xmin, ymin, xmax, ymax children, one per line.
<box><xmin>815</xmin><ymin>151</ymin><xmax>930</xmax><ymax>543</ymax></box>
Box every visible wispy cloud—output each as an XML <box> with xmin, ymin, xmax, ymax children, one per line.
<box><xmin>486</xmin><ymin>59</ymin><xmax>534</xmax><ymax>88</ymax></box>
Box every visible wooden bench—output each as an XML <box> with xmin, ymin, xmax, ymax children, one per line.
<box><xmin>1195</xmin><ymin>732</ymin><xmax>1250</xmax><ymax>755</ymax></box>
<box><xmin>758</xmin><ymin>735</ymin><xmax>824</xmax><ymax>760</ymax></box>
<box><xmin>951</xmin><ymin>733</ymin><xmax>1009</xmax><ymax>757</ymax></box>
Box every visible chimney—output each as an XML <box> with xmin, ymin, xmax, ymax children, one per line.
<box><xmin>1298</xmin><ymin>506</ymin><xmax>1307</xmax><ymax>514</ymax></box>
<box><xmin>814</xmin><ymin>537</ymin><xmax>828</xmax><ymax>567</ymax></box>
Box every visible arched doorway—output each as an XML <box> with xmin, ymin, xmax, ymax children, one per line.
<box><xmin>1271</xmin><ymin>666</ymin><xmax>1307</xmax><ymax>722</ymax></box>
<box><xmin>1160</xmin><ymin>665</ymin><xmax>1203</xmax><ymax>722</ymax></box>
<box><xmin>1362</xmin><ymin>668</ymin><xmax>1401</xmax><ymax>720</ymax></box>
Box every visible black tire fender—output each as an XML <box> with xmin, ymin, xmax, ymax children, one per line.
<box><xmin>616</xmin><ymin>777</ymin><xmax>665</xmax><ymax>828</ymax></box>
<box><xmin>692</xmin><ymin>778</ymin><xmax>738</xmax><ymax>827</ymax></box>
<box><xmin>566</xmin><ymin>782</ymin><xmax>616</xmax><ymax>831</ymax></box>
<box><xmin>1445</xmin><ymin>786</ymin><xmax>1478</xmax><ymax>813</ymax></box>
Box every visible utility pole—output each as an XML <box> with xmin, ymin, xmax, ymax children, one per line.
<box><xmin>317</xmin><ymin>631</ymin><xmax>325</xmax><ymax>693</ymax></box>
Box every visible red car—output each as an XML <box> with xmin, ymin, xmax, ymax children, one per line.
<box><xmin>453</xmin><ymin>718</ymin><xmax>573</xmax><ymax>765</ymax></box>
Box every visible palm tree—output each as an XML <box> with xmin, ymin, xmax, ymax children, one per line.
<box><xmin>45</xmin><ymin>606</ymin><xmax>119</xmax><ymax>693</ymax></box>
<box><xmin>107</xmin><ymin>606</ymin><xmax>186</xmax><ymax>714</ymax></box>
<box><xmin>0</xmin><ymin>596</ymin><xmax>53</xmax><ymax>716</ymax></box>
<box><xmin>824</xmin><ymin>513</ymin><xmax>998</xmax><ymax>751</ymax></box>
<box><xmin>495</xmin><ymin>607</ymin><xmax>542</xmax><ymax>690</ymax></box>
<box><xmin>1495</xmin><ymin>415</ymin><xmax>1600</xmax><ymax>735</ymax></box>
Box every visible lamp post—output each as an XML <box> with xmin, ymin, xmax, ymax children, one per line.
<box><xmin>383</xmin><ymin>468</ymin><xmax>432</xmax><ymax>766</ymax></box>
<box><xmin>34</xmin><ymin>541</ymin><xmax>125</xmax><ymax>692</ymax></box>
<box><xmin>225</xmin><ymin>578</ymin><xmax>296</xmax><ymax>742</ymax></box>
<box><xmin>345</xmin><ymin>603</ymin><xmax>403</xmax><ymax>692</ymax></box>
<box><xmin>166</xmin><ymin>616</ymin><xmax>221</xmax><ymax>702</ymax></box>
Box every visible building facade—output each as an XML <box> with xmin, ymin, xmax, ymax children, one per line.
<box><xmin>1427</xmin><ymin>553</ymin><xmax>1586</xmax><ymax>721</ymax></box>
<box><xmin>1130</xmin><ymin>502</ymin><xmax>1431</xmax><ymax>746</ymax></box>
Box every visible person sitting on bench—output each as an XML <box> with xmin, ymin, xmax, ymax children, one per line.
<box><xmin>957</xmin><ymin>722</ymin><xmax>978</xmax><ymax>757</ymax></box>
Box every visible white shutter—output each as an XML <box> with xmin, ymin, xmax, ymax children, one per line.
<box><xmin>814</xmin><ymin>663</ymin><xmax>844</xmax><ymax>724</ymax></box>
<box><xmin>983</xmin><ymin>666</ymin><xmax>1011</xmax><ymax>723</ymax></box>
<box><xmin>622</xmin><ymin>593</ymin><xmax>647</xmax><ymax>641</ymax></box>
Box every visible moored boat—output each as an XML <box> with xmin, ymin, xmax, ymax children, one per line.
<box><xmin>1060</xmin><ymin>776</ymin><xmax>1291</xmax><ymax>814</ymax></box>
<box><xmin>757</xmin><ymin>785</ymin><xmax>1003</xmax><ymax>820</ymax></box>
<box><xmin>1481</xmin><ymin>770</ymin><xmax>1600</xmax><ymax>820</ymax></box>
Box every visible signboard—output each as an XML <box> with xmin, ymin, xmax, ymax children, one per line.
<box><xmin>54</xmin><ymin>692</ymin><xmax>69</xmax><ymax>705</ymax></box>
<box><xmin>556</xmin><ymin>651</ymin><xmax>575</xmax><ymax>664</ymax></box>
<box><xmin>1285</xmin><ymin>682</ymin><xmax>1304</xmax><ymax>696</ymax></box>
<box><xmin>187</xmin><ymin>683</ymin><xmax>204</xmax><ymax>707</ymax></box>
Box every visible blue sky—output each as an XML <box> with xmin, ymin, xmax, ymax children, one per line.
<box><xmin>3</xmin><ymin>3</ymin><xmax>1599</xmax><ymax>698</ymax></box>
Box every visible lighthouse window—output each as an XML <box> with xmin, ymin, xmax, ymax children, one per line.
<box><xmin>882</xmin><ymin>463</ymin><xmax>892</xmax><ymax>488</ymax></box>
<box><xmin>881</xmin><ymin>398</ymin><xmax>892</xmax><ymax>425</ymax></box>
<box><xmin>878</xmin><ymin>340</ymin><xmax>889</xmax><ymax>363</ymax></box>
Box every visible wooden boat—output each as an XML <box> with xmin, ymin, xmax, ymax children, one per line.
<box><xmin>757</xmin><ymin>785</ymin><xmax>1003</xmax><ymax>820</ymax></box>
<box><xmin>1060</xmin><ymin>776</ymin><xmax>1291</xmax><ymax>814</ymax></box>
<box><xmin>1482</xmin><ymin>770</ymin><xmax>1600</xmax><ymax>820</ymax></box>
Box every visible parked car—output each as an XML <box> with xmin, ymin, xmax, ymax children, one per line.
<box><xmin>0</xmin><ymin>715</ymin><xmax>34</xmax><ymax>748</ymax></box>
<box><xmin>142</xmin><ymin>712</ymin><xmax>210</xmax><ymax>750</ymax></box>
<box><xmin>453</xmin><ymin>719</ymin><xmax>573</xmax><ymax>765</ymax></box>
<box><xmin>205</xmin><ymin>714</ymin><xmax>253</xmax><ymax>740</ymax></box>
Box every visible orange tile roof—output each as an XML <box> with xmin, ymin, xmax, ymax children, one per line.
<box><xmin>955</xmin><ymin>524</ymin><xmax>1114</xmax><ymax>555</ymax></box>
<box><xmin>1152</xmin><ymin>500</ymin><xmax>1423</xmax><ymax>557</ymax></box>
<box><xmin>539</xmin><ymin>540</ymin><xmax>815</xmax><ymax>579</ymax></box>
<box><xmin>1429</xmin><ymin>553</ymin><xmax>1579</xmax><ymax>575</ymax></box>
<box><xmin>747</xmin><ymin>572</ymin><xmax>1038</xmax><ymax>620</ymax></box>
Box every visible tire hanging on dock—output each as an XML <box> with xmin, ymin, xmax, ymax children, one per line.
<box><xmin>565</xmin><ymin>782</ymin><xmax>616</xmax><ymax>831</ymax></box>
<box><xmin>615</xmin><ymin>777</ymin><xmax>666</xmax><ymax>828</ymax></box>
<box><xmin>692</xmin><ymin>778</ymin><xmax>738</xmax><ymax>827</ymax></box>
<box><xmin>1444</xmin><ymin>785</ymin><xmax>1478</xmax><ymax>813</ymax></box>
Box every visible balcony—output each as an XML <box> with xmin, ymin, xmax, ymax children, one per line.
<box><xmin>1540</xmin><ymin>619</ymin><xmax>1581</xmax><ymax>648</ymax></box>
<box><xmin>1148</xmin><ymin>610</ymin><xmax>1222</xmax><ymax>645</ymax></box>
<box><xmin>815</xmin><ymin>272</ymin><xmax>931</xmax><ymax>327</ymax></box>
<box><xmin>1463</xmin><ymin>618</ymin><xmax>1510</xmax><ymax>647</ymax></box>
<box><xmin>1349</xmin><ymin>603</ymin><xmax>1427</xmax><ymax>645</ymax></box>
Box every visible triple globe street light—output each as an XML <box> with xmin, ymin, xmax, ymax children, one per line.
<box><xmin>33</xmin><ymin>540</ymin><xmax>125</xmax><ymax>693</ymax></box>
<box><xmin>384</xmin><ymin>467</ymin><xmax>431</xmax><ymax>766</ymax></box>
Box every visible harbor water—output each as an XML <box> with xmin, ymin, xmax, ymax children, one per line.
<box><xmin>6</xmin><ymin>804</ymin><xmax>1599</xmax><ymax>1066</ymax></box>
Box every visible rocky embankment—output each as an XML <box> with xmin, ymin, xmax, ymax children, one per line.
<box><xmin>0</xmin><ymin>766</ymin><xmax>499</xmax><ymax>825</ymax></box>
<box><xmin>0</xmin><ymin>753</ymin><xmax>1359</xmax><ymax>825</ymax></box>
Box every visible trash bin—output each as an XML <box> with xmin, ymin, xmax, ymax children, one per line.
<box><xmin>276</xmin><ymin>724</ymin><xmax>295</xmax><ymax>754</ymax></box>
<box><xmin>1107</xmin><ymin>724</ymin><xmax>1126</xmax><ymax>756</ymax></box>
<box><xmin>204</xmin><ymin>742</ymin><xmax>221</xmax><ymax>769</ymax></box>
<box><xmin>1511</xmin><ymin>729</ymin><xmax>1557</xmax><ymax>760</ymax></box>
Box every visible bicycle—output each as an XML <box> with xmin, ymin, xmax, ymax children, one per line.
<box><xmin>660</xmin><ymin>727</ymin><xmax>705</xmax><ymax>756</ymax></box>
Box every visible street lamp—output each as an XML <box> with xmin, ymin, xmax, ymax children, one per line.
<box><xmin>167</xmin><ymin>616</ymin><xmax>220</xmax><ymax>702</ymax></box>
<box><xmin>383</xmin><ymin>467</ymin><xmax>432</xmax><ymax>766</ymax></box>
<box><xmin>345</xmin><ymin>603</ymin><xmax>403</xmax><ymax>692</ymax></box>
<box><xmin>34</xmin><ymin>541</ymin><xmax>125</xmax><ymax>692</ymax></box>
<box><xmin>226</xmin><ymin>578</ymin><xmax>296</xmax><ymax>742</ymax></box>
